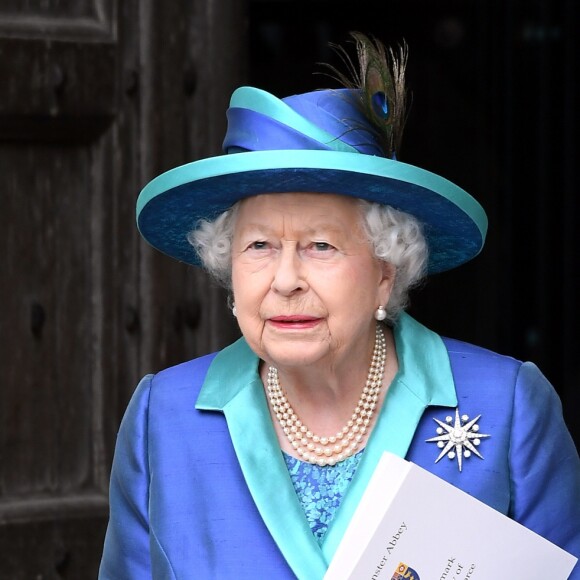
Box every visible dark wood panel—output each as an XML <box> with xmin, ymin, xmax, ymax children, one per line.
<box><xmin>0</xmin><ymin>1</ymin><xmax>100</xmax><ymax>18</ymax></box>
<box><xmin>134</xmin><ymin>0</ymin><xmax>247</xmax><ymax>380</ymax></box>
<box><xmin>0</xmin><ymin>37</ymin><xmax>116</xmax><ymax>142</ymax></box>
<box><xmin>0</xmin><ymin>0</ymin><xmax>113</xmax><ymax>41</ymax></box>
<box><xmin>0</xmin><ymin>144</ymin><xmax>101</xmax><ymax>497</ymax></box>
<box><xmin>0</xmin><ymin>514</ymin><xmax>107</xmax><ymax>579</ymax></box>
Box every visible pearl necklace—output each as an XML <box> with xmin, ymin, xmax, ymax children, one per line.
<box><xmin>266</xmin><ymin>325</ymin><xmax>387</xmax><ymax>466</ymax></box>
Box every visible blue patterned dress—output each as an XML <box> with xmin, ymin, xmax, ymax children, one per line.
<box><xmin>283</xmin><ymin>451</ymin><xmax>364</xmax><ymax>544</ymax></box>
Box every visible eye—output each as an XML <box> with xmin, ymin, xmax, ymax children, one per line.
<box><xmin>312</xmin><ymin>242</ymin><xmax>334</xmax><ymax>252</ymax></box>
<box><xmin>247</xmin><ymin>240</ymin><xmax>270</xmax><ymax>251</ymax></box>
<box><xmin>304</xmin><ymin>241</ymin><xmax>338</xmax><ymax>259</ymax></box>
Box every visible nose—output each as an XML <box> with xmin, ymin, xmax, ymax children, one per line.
<box><xmin>271</xmin><ymin>244</ymin><xmax>307</xmax><ymax>296</ymax></box>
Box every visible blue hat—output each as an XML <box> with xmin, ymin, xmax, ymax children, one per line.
<box><xmin>136</xmin><ymin>86</ymin><xmax>487</xmax><ymax>274</ymax></box>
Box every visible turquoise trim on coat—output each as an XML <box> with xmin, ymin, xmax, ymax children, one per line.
<box><xmin>195</xmin><ymin>313</ymin><xmax>458</xmax><ymax>574</ymax></box>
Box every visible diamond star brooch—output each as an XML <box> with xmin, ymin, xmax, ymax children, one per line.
<box><xmin>426</xmin><ymin>408</ymin><xmax>490</xmax><ymax>472</ymax></box>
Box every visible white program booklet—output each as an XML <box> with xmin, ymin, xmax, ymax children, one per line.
<box><xmin>325</xmin><ymin>452</ymin><xmax>578</xmax><ymax>580</ymax></box>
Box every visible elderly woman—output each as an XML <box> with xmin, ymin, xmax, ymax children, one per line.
<box><xmin>99</xmin><ymin>35</ymin><xmax>580</xmax><ymax>579</ymax></box>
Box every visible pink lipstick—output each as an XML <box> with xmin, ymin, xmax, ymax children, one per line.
<box><xmin>267</xmin><ymin>315</ymin><xmax>322</xmax><ymax>329</ymax></box>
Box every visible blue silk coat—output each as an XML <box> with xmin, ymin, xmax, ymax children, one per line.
<box><xmin>99</xmin><ymin>314</ymin><xmax>580</xmax><ymax>579</ymax></box>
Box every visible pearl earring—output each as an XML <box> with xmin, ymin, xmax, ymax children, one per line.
<box><xmin>232</xmin><ymin>303</ymin><xmax>237</xmax><ymax>317</ymax></box>
<box><xmin>374</xmin><ymin>305</ymin><xmax>387</xmax><ymax>321</ymax></box>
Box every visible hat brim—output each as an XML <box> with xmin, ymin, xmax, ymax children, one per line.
<box><xmin>137</xmin><ymin>150</ymin><xmax>487</xmax><ymax>274</ymax></box>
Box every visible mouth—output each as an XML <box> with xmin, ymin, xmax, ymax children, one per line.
<box><xmin>267</xmin><ymin>315</ymin><xmax>322</xmax><ymax>329</ymax></box>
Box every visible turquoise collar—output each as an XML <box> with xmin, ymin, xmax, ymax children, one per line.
<box><xmin>195</xmin><ymin>312</ymin><xmax>457</xmax><ymax>578</ymax></box>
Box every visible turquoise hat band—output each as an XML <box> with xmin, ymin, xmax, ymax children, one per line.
<box><xmin>224</xmin><ymin>87</ymin><xmax>384</xmax><ymax>156</ymax></box>
<box><xmin>225</xmin><ymin>87</ymin><xmax>361</xmax><ymax>154</ymax></box>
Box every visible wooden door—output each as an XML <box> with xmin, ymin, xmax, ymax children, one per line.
<box><xmin>0</xmin><ymin>1</ymin><xmax>245</xmax><ymax>577</ymax></box>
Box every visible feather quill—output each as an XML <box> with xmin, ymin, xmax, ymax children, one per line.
<box><xmin>321</xmin><ymin>32</ymin><xmax>409</xmax><ymax>159</ymax></box>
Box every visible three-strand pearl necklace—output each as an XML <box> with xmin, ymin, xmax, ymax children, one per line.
<box><xmin>266</xmin><ymin>325</ymin><xmax>387</xmax><ymax>466</ymax></box>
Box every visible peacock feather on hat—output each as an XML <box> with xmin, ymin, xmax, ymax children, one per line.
<box><xmin>321</xmin><ymin>31</ymin><xmax>410</xmax><ymax>160</ymax></box>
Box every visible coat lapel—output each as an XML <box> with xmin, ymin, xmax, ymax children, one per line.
<box><xmin>196</xmin><ymin>338</ymin><xmax>329</xmax><ymax>579</ymax></box>
<box><xmin>321</xmin><ymin>312</ymin><xmax>458</xmax><ymax>562</ymax></box>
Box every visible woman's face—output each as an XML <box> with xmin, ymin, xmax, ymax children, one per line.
<box><xmin>231</xmin><ymin>193</ymin><xmax>395</xmax><ymax>370</ymax></box>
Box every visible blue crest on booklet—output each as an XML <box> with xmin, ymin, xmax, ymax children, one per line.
<box><xmin>391</xmin><ymin>562</ymin><xmax>420</xmax><ymax>580</ymax></box>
